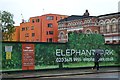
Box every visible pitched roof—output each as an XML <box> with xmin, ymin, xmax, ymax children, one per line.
<box><xmin>58</xmin><ymin>15</ymin><xmax>97</xmax><ymax>22</ymax></box>
<box><xmin>98</xmin><ymin>12</ymin><xmax>120</xmax><ymax>17</ymax></box>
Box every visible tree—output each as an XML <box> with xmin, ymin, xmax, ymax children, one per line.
<box><xmin>0</xmin><ymin>11</ymin><xmax>15</xmax><ymax>41</ymax></box>
<box><xmin>68</xmin><ymin>32</ymin><xmax>105</xmax><ymax>49</ymax></box>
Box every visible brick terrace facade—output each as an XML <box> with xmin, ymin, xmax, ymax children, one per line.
<box><xmin>58</xmin><ymin>11</ymin><xmax>120</xmax><ymax>44</ymax></box>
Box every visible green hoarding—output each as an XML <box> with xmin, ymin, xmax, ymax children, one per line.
<box><xmin>2</xmin><ymin>33</ymin><xmax>120</xmax><ymax>71</ymax></box>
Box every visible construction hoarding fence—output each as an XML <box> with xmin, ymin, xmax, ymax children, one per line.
<box><xmin>2</xmin><ymin>34</ymin><xmax>120</xmax><ymax>70</ymax></box>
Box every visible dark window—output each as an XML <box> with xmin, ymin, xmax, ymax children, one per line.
<box><xmin>94</xmin><ymin>30</ymin><xmax>98</xmax><ymax>34</ymax></box>
<box><xmin>26</xmin><ymin>27</ymin><xmax>27</xmax><ymax>31</ymax></box>
<box><xmin>26</xmin><ymin>27</ymin><xmax>29</xmax><ymax>31</ymax></box>
<box><xmin>60</xmin><ymin>17</ymin><xmax>62</xmax><ymax>19</ymax></box>
<box><xmin>32</xmin><ymin>33</ymin><xmax>35</xmax><ymax>37</ymax></box>
<box><xmin>36</xmin><ymin>19</ymin><xmax>40</xmax><ymax>22</ymax></box>
<box><xmin>48</xmin><ymin>23</ymin><xmax>53</xmax><ymax>28</ymax></box>
<box><xmin>46</xmin><ymin>31</ymin><xmax>49</xmax><ymax>35</ymax></box>
<box><xmin>47</xmin><ymin>38</ymin><xmax>53</xmax><ymax>42</ymax></box>
<box><xmin>49</xmin><ymin>38</ymin><xmax>53</xmax><ymax>42</ymax></box>
<box><xmin>56</xmin><ymin>17</ymin><xmax>57</xmax><ymax>20</ymax></box>
<box><xmin>46</xmin><ymin>16</ymin><xmax>54</xmax><ymax>20</ymax></box>
<box><xmin>113</xmin><ymin>40</ymin><xmax>117</xmax><ymax>43</ymax></box>
<box><xmin>22</xmin><ymin>28</ymin><xmax>25</xmax><ymax>31</ymax></box>
<box><xmin>49</xmin><ymin>31</ymin><xmax>53</xmax><ymax>35</ymax></box>
<box><xmin>106</xmin><ymin>41</ymin><xmax>110</xmax><ymax>44</ymax></box>
<box><xmin>25</xmin><ymin>33</ymin><xmax>29</xmax><ymax>37</ymax></box>
<box><xmin>47</xmin><ymin>38</ymin><xmax>49</xmax><ymax>42</ymax></box>
<box><xmin>36</xmin><ymin>39</ymin><xmax>39</xmax><ymax>41</ymax></box>
<box><xmin>32</xmin><ymin>19</ymin><xmax>34</xmax><ymax>23</ymax></box>
<box><xmin>31</xmin><ymin>26</ymin><xmax>34</xmax><ymax>30</ymax></box>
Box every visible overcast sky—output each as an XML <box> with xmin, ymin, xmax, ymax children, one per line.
<box><xmin>0</xmin><ymin>0</ymin><xmax>120</xmax><ymax>26</ymax></box>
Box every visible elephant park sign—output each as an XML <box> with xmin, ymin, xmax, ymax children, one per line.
<box><xmin>55</xmin><ymin>49</ymin><xmax>114</xmax><ymax>63</ymax></box>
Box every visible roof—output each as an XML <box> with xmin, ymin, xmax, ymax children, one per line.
<box><xmin>41</xmin><ymin>13</ymin><xmax>68</xmax><ymax>16</ymax></box>
<box><xmin>29</xmin><ymin>13</ymin><xmax>68</xmax><ymax>19</ymax></box>
<box><xmin>58</xmin><ymin>15</ymin><xmax>97</xmax><ymax>22</ymax></box>
<box><xmin>58</xmin><ymin>12</ymin><xmax>120</xmax><ymax>22</ymax></box>
<box><xmin>98</xmin><ymin>12</ymin><xmax>120</xmax><ymax>17</ymax></box>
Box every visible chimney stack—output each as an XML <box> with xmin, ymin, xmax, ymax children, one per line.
<box><xmin>83</xmin><ymin>9</ymin><xmax>90</xmax><ymax>17</ymax></box>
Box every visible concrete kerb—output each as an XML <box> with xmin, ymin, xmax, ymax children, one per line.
<box><xmin>2</xmin><ymin>69</ymin><xmax>120</xmax><ymax>79</ymax></box>
<box><xmin>1</xmin><ymin>66</ymin><xmax>119</xmax><ymax>74</ymax></box>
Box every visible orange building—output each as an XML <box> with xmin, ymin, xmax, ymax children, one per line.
<box><xmin>12</xmin><ymin>26</ymin><xmax>20</xmax><ymax>41</ymax></box>
<box><xmin>20</xmin><ymin>14</ymin><xmax>67</xmax><ymax>42</ymax></box>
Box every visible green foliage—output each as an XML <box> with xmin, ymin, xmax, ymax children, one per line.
<box><xmin>67</xmin><ymin>33</ymin><xmax>118</xmax><ymax>62</ymax></box>
<box><xmin>0</xmin><ymin>11</ymin><xmax>15</xmax><ymax>41</ymax></box>
<box><xmin>35</xmin><ymin>43</ymin><xmax>66</xmax><ymax>66</ymax></box>
<box><xmin>2</xmin><ymin>43</ymin><xmax>22</xmax><ymax>69</ymax></box>
<box><xmin>68</xmin><ymin>33</ymin><xmax>105</xmax><ymax>49</ymax></box>
<box><xmin>108</xmin><ymin>45</ymin><xmax>120</xmax><ymax>64</ymax></box>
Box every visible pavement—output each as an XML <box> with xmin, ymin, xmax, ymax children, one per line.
<box><xmin>1</xmin><ymin>67</ymin><xmax>120</xmax><ymax>79</ymax></box>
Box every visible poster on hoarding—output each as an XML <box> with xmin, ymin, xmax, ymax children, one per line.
<box><xmin>6</xmin><ymin>52</ymin><xmax>11</xmax><ymax>60</ymax></box>
<box><xmin>5</xmin><ymin>46</ymin><xmax>12</xmax><ymax>52</ymax></box>
<box><xmin>22</xmin><ymin>44</ymin><xmax>35</xmax><ymax>70</ymax></box>
<box><xmin>5</xmin><ymin>46</ymin><xmax>12</xmax><ymax>60</ymax></box>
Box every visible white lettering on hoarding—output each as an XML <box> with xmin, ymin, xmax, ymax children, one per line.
<box><xmin>55</xmin><ymin>49</ymin><xmax>114</xmax><ymax>62</ymax></box>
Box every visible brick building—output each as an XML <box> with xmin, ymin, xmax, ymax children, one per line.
<box><xmin>12</xmin><ymin>26</ymin><xmax>20</xmax><ymax>41</ymax></box>
<box><xmin>58</xmin><ymin>10</ymin><xmax>100</xmax><ymax>43</ymax></box>
<box><xmin>58</xmin><ymin>10</ymin><xmax>120</xmax><ymax>44</ymax></box>
<box><xmin>98</xmin><ymin>12</ymin><xmax>120</xmax><ymax>44</ymax></box>
<box><xmin>19</xmin><ymin>14</ymin><xmax>67</xmax><ymax>42</ymax></box>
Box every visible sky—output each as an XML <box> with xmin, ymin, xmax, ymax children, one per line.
<box><xmin>0</xmin><ymin>0</ymin><xmax>120</xmax><ymax>26</ymax></box>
